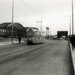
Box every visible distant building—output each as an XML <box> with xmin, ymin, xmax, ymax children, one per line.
<box><xmin>57</xmin><ymin>31</ymin><xmax>68</xmax><ymax>39</ymax></box>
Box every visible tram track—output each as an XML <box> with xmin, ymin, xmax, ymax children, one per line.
<box><xmin>0</xmin><ymin>40</ymin><xmax>54</xmax><ymax>55</ymax></box>
<box><xmin>0</xmin><ymin>44</ymin><xmax>27</xmax><ymax>53</ymax></box>
<box><xmin>0</xmin><ymin>41</ymin><xmax>57</xmax><ymax>64</ymax></box>
<box><xmin>0</xmin><ymin>40</ymin><xmax>74</xmax><ymax>75</ymax></box>
<box><xmin>0</xmin><ymin>41</ymin><xmax>48</xmax><ymax>53</ymax></box>
<box><xmin>0</xmin><ymin>41</ymin><xmax>62</xmax><ymax>75</ymax></box>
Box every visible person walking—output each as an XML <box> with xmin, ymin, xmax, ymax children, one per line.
<box><xmin>70</xmin><ymin>35</ymin><xmax>75</xmax><ymax>51</ymax></box>
<box><xmin>18</xmin><ymin>36</ymin><xmax>21</xmax><ymax>44</ymax></box>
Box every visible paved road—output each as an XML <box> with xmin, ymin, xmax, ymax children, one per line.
<box><xmin>0</xmin><ymin>40</ymin><xmax>74</xmax><ymax>75</ymax></box>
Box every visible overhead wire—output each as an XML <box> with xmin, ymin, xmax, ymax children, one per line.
<box><xmin>0</xmin><ymin>1</ymin><xmax>50</xmax><ymax>25</ymax></box>
<box><xmin>19</xmin><ymin>0</ymin><xmax>50</xmax><ymax>22</ymax></box>
<box><xmin>20</xmin><ymin>0</ymin><xmax>51</xmax><ymax>23</ymax></box>
<box><xmin>0</xmin><ymin>1</ymin><xmax>27</xmax><ymax>16</ymax></box>
<box><xmin>20</xmin><ymin>0</ymin><xmax>41</xmax><ymax>16</ymax></box>
<box><xmin>0</xmin><ymin>1</ymin><xmax>49</xmax><ymax>20</ymax></box>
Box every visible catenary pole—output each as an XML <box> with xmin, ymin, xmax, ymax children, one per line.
<box><xmin>12</xmin><ymin>0</ymin><xmax>14</xmax><ymax>43</ymax></box>
<box><xmin>72</xmin><ymin>0</ymin><xmax>74</xmax><ymax>35</ymax></box>
<box><xmin>69</xmin><ymin>16</ymin><xmax>71</xmax><ymax>35</ymax></box>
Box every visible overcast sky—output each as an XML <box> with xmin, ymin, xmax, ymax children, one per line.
<box><xmin>0</xmin><ymin>0</ymin><xmax>75</xmax><ymax>35</ymax></box>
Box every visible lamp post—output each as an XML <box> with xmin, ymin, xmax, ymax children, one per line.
<box><xmin>66</xmin><ymin>16</ymin><xmax>71</xmax><ymax>35</ymax></box>
<box><xmin>50</xmin><ymin>24</ymin><xmax>51</xmax><ymax>35</ymax></box>
<box><xmin>72</xmin><ymin>0</ymin><xmax>74</xmax><ymax>35</ymax></box>
<box><xmin>37</xmin><ymin>17</ymin><xmax>42</xmax><ymax>30</ymax></box>
<box><xmin>12</xmin><ymin>0</ymin><xmax>14</xmax><ymax>43</ymax></box>
<box><xmin>39</xmin><ymin>17</ymin><xmax>42</xmax><ymax>31</ymax></box>
<box><xmin>69</xmin><ymin>16</ymin><xmax>71</xmax><ymax>35</ymax></box>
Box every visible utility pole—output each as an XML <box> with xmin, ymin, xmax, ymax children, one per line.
<box><xmin>12</xmin><ymin>0</ymin><xmax>14</xmax><ymax>43</ymax></box>
<box><xmin>72</xmin><ymin>0</ymin><xmax>74</xmax><ymax>35</ymax></box>
<box><xmin>65</xmin><ymin>15</ymin><xmax>71</xmax><ymax>35</ymax></box>
<box><xmin>37</xmin><ymin>17</ymin><xmax>42</xmax><ymax>31</ymax></box>
<box><xmin>49</xmin><ymin>25</ymin><xmax>51</xmax><ymax>40</ymax></box>
<box><xmin>69</xmin><ymin>16</ymin><xmax>71</xmax><ymax>35</ymax></box>
<box><xmin>41</xmin><ymin>17</ymin><xmax>42</xmax><ymax>30</ymax></box>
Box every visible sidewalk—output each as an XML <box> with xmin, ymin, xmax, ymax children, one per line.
<box><xmin>0</xmin><ymin>38</ymin><xmax>25</xmax><ymax>46</ymax></box>
<box><xmin>70</xmin><ymin>43</ymin><xmax>75</xmax><ymax>74</ymax></box>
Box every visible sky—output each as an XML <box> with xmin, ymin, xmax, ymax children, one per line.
<box><xmin>0</xmin><ymin>0</ymin><xmax>75</xmax><ymax>35</ymax></box>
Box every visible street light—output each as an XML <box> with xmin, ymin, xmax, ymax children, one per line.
<box><xmin>12</xmin><ymin>0</ymin><xmax>14</xmax><ymax>43</ymax></box>
<box><xmin>69</xmin><ymin>16</ymin><xmax>71</xmax><ymax>35</ymax></box>
<box><xmin>37</xmin><ymin>17</ymin><xmax>42</xmax><ymax>30</ymax></box>
<box><xmin>65</xmin><ymin>16</ymin><xmax>71</xmax><ymax>35</ymax></box>
<box><xmin>72</xmin><ymin>0</ymin><xmax>74</xmax><ymax>35</ymax></box>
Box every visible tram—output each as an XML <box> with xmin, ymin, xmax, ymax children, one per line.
<box><xmin>26</xmin><ymin>27</ymin><xmax>45</xmax><ymax>44</ymax></box>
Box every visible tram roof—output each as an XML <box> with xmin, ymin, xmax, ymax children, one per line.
<box><xmin>27</xmin><ymin>28</ymin><xmax>44</xmax><ymax>33</ymax></box>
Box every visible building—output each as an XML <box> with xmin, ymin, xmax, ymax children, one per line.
<box><xmin>57</xmin><ymin>31</ymin><xmax>68</xmax><ymax>39</ymax></box>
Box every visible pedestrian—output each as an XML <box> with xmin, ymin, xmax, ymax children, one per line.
<box><xmin>70</xmin><ymin>35</ymin><xmax>75</xmax><ymax>51</ymax></box>
<box><xmin>18</xmin><ymin>36</ymin><xmax>21</xmax><ymax>44</ymax></box>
